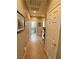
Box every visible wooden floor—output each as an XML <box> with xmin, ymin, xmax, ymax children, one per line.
<box><xmin>23</xmin><ymin>33</ymin><xmax>48</xmax><ymax>59</ymax></box>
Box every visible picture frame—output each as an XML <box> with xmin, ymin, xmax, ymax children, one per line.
<box><xmin>17</xmin><ymin>11</ymin><xmax>25</xmax><ymax>32</ymax></box>
<box><xmin>38</xmin><ymin>22</ymin><xmax>41</xmax><ymax>27</ymax></box>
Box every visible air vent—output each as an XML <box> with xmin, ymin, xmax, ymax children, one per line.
<box><xmin>30</xmin><ymin>0</ymin><xmax>41</xmax><ymax>6</ymax></box>
<box><xmin>31</xmin><ymin>7</ymin><xmax>39</xmax><ymax>11</ymax></box>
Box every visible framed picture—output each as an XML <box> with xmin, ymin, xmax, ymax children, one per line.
<box><xmin>38</xmin><ymin>22</ymin><xmax>41</xmax><ymax>27</ymax></box>
<box><xmin>17</xmin><ymin>11</ymin><xmax>25</xmax><ymax>32</ymax></box>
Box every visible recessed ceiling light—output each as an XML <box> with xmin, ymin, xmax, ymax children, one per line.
<box><xmin>33</xmin><ymin>11</ymin><xmax>36</xmax><ymax>13</ymax></box>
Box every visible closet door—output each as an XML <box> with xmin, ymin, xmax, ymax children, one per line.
<box><xmin>45</xmin><ymin>5</ymin><xmax>60</xmax><ymax>59</ymax></box>
<box><xmin>50</xmin><ymin>5</ymin><xmax>61</xmax><ymax>59</ymax></box>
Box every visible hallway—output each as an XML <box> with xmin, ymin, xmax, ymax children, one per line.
<box><xmin>17</xmin><ymin>0</ymin><xmax>61</xmax><ymax>59</ymax></box>
<box><xmin>23</xmin><ymin>33</ymin><xmax>48</xmax><ymax>59</ymax></box>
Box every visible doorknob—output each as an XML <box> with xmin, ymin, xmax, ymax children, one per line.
<box><xmin>53</xmin><ymin>43</ymin><xmax>56</xmax><ymax>47</ymax></box>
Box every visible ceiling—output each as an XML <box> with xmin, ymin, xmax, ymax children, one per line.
<box><xmin>25</xmin><ymin>0</ymin><xmax>47</xmax><ymax>17</ymax></box>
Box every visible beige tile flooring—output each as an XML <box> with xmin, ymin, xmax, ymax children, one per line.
<box><xmin>23</xmin><ymin>33</ymin><xmax>48</xmax><ymax>59</ymax></box>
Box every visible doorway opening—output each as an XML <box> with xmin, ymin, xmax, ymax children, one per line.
<box><xmin>31</xmin><ymin>21</ymin><xmax>36</xmax><ymax>42</ymax></box>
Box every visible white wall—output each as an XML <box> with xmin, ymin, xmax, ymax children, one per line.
<box><xmin>36</xmin><ymin>18</ymin><xmax>45</xmax><ymax>36</ymax></box>
<box><xmin>45</xmin><ymin>0</ymin><xmax>61</xmax><ymax>59</ymax></box>
<box><xmin>17</xmin><ymin>0</ymin><xmax>30</xmax><ymax>59</ymax></box>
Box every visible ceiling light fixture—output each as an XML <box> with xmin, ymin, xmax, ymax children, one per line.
<box><xmin>33</xmin><ymin>11</ymin><xmax>36</xmax><ymax>13</ymax></box>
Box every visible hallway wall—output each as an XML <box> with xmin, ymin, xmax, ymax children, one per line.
<box><xmin>17</xmin><ymin>0</ymin><xmax>30</xmax><ymax>59</ymax></box>
<box><xmin>17</xmin><ymin>0</ymin><xmax>30</xmax><ymax>19</ymax></box>
<box><xmin>45</xmin><ymin>0</ymin><xmax>61</xmax><ymax>59</ymax></box>
<box><xmin>36</xmin><ymin>17</ymin><xmax>45</xmax><ymax>36</ymax></box>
